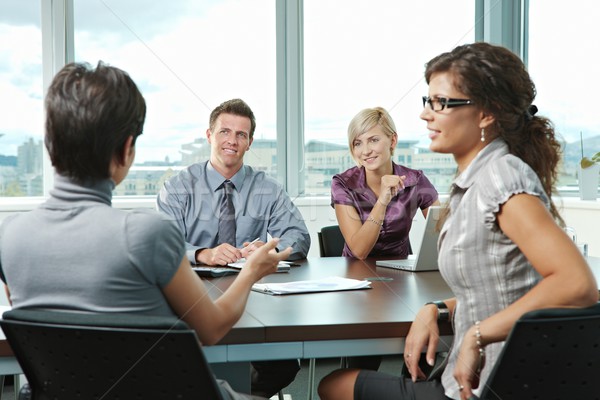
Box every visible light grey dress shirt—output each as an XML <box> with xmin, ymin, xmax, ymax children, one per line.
<box><xmin>157</xmin><ymin>161</ymin><xmax>310</xmax><ymax>262</ymax></box>
<box><xmin>438</xmin><ymin>139</ymin><xmax>548</xmax><ymax>399</ymax></box>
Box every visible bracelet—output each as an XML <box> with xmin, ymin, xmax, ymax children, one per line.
<box><xmin>368</xmin><ymin>217</ymin><xmax>383</xmax><ymax>226</ymax></box>
<box><xmin>474</xmin><ymin>321</ymin><xmax>486</xmax><ymax>373</ymax></box>
<box><xmin>425</xmin><ymin>300</ymin><xmax>450</xmax><ymax>322</ymax></box>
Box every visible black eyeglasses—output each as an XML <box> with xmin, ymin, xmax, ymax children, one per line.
<box><xmin>422</xmin><ymin>96</ymin><xmax>474</xmax><ymax>112</ymax></box>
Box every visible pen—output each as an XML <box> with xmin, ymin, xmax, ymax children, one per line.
<box><xmin>239</xmin><ymin>238</ymin><xmax>260</xmax><ymax>262</ymax></box>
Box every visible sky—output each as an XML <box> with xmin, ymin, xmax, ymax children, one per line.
<box><xmin>0</xmin><ymin>0</ymin><xmax>598</xmax><ymax>162</ymax></box>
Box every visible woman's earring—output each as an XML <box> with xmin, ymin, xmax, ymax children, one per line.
<box><xmin>481</xmin><ymin>128</ymin><xmax>485</xmax><ymax>142</ymax></box>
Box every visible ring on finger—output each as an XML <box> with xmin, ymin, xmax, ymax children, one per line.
<box><xmin>458</xmin><ymin>385</ymin><xmax>464</xmax><ymax>391</ymax></box>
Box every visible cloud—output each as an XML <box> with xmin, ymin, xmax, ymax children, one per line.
<box><xmin>303</xmin><ymin>0</ymin><xmax>476</xmax><ymax>144</ymax></box>
<box><xmin>0</xmin><ymin>0</ymin><xmax>597</xmax><ymax>164</ymax></box>
<box><xmin>72</xmin><ymin>0</ymin><xmax>276</xmax><ymax>162</ymax></box>
<box><xmin>0</xmin><ymin>1</ymin><xmax>40</xmax><ymax>27</ymax></box>
<box><xmin>0</xmin><ymin>23</ymin><xmax>44</xmax><ymax>156</ymax></box>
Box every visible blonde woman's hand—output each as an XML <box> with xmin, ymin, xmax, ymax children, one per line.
<box><xmin>378</xmin><ymin>175</ymin><xmax>406</xmax><ymax>206</ymax></box>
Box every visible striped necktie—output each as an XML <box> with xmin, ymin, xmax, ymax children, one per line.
<box><xmin>218</xmin><ymin>180</ymin><xmax>236</xmax><ymax>246</ymax></box>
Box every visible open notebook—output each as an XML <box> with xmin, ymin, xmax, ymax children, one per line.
<box><xmin>376</xmin><ymin>206</ymin><xmax>441</xmax><ymax>272</ymax></box>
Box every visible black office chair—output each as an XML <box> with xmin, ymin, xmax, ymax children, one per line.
<box><xmin>477</xmin><ymin>302</ymin><xmax>600</xmax><ymax>400</ymax></box>
<box><xmin>318</xmin><ymin>225</ymin><xmax>345</xmax><ymax>257</ymax></box>
<box><xmin>0</xmin><ymin>308</ymin><xmax>225</xmax><ymax>400</ymax></box>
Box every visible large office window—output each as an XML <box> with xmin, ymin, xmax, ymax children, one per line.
<box><xmin>303</xmin><ymin>0</ymin><xmax>475</xmax><ymax>195</ymax></box>
<box><xmin>73</xmin><ymin>0</ymin><xmax>276</xmax><ymax>196</ymax></box>
<box><xmin>528</xmin><ymin>0</ymin><xmax>599</xmax><ymax>195</ymax></box>
<box><xmin>0</xmin><ymin>2</ymin><xmax>43</xmax><ymax>197</ymax></box>
<box><xmin>2</xmin><ymin>1</ymin><xmax>596</xmax><ymax>201</ymax></box>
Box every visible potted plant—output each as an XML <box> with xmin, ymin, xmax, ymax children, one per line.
<box><xmin>580</xmin><ymin>153</ymin><xmax>600</xmax><ymax>169</ymax></box>
<box><xmin>579</xmin><ymin>132</ymin><xmax>600</xmax><ymax>200</ymax></box>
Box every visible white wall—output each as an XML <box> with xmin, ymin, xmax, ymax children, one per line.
<box><xmin>296</xmin><ymin>196</ymin><xmax>600</xmax><ymax>258</ymax></box>
<box><xmin>554</xmin><ymin>198</ymin><xmax>600</xmax><ymax>257</ymax></box>
<box><xmin>0</xmin><ymin>197</ymin><xmax>426</xmax><ymax>258</ymax></box>
<box><xmin>1</xmin><ymin>196</ymin><xmax>597</xmax><ymax>258</ymax></box>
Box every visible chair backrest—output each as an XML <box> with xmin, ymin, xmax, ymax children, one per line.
<box><xmin>0</xmin><ymin>308</ymin><xmax>224</xmax><ymax>400</ymax></box>
<box><xmin>478</xmin><ymin>302</ymin><xmax>600</xmax><ymax>400</ymax></box>
<box><xmin>318</xmin><ymin>225</ymin><xmax>345</xmax><ymax>257</ymax></box>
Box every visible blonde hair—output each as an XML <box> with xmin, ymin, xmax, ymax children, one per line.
<box><xmin>347</xmin><ymin>107</ymin><xmax>397</xmax><ymax>162</ymax></box>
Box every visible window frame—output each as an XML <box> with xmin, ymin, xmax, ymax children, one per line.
<box><xmin>35</xmin><ymin>0</ymin><xmax>526</xmax><ymax>198</ymax></box>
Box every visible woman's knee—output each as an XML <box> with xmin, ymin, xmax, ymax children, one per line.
<box><xmin>318</xmin><ymin>369</ymin><xmax>359</xmax><ymax>400</ymax></box>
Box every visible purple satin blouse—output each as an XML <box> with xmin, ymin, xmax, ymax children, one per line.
<box><xmin>331</xmin><ymin>163</ymin><xmax>438</xmax><ymax>258</ymax></box>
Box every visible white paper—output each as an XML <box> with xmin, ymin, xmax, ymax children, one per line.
<box><xmin>252</xmin><ymin>276</ymin><xmax>371</xmax><ymax>295</ymax></box>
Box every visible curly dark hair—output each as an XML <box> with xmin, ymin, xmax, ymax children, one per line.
<box><xmin>425</xmin><ymin>42</ymin><xmax>564</xmax><ymax>224</ymax></box>
<box><xmin>45</xmin><ymin>61</ymin><xmax>146</xmax><ymax>183</ymax></box>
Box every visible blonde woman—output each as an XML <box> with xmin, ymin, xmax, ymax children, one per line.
<box><xmin>331</xmin><ymin>107</ymin><xmax>439</xmax><ymax>261</ymax></box>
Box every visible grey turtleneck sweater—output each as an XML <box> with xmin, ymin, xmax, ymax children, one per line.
<box><xmin>0</xmin><ymin>174</ymin><xmax>184</xmax><ymax>316</ymax></box>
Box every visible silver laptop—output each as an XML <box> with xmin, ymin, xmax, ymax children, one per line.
<box><xmin>376</xmin><ymin>206</ymin><xmax>441</xmax><ymax>272</ymax></box>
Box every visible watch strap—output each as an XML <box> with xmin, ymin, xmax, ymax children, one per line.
<box><xmin>425</xmin><ymin>300</ymin><xmax>450</xmax><ymax>322</ymax></box>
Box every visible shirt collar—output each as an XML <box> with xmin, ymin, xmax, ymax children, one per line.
<box><xmin>453</xmin><ymin>138</ymin><xmax>509</xmax><ymax>189</ymax></box>
<box><xmin>206</xmin><ymin>161</ymin><xmax>247</xmax><ymax>192</ymax></box>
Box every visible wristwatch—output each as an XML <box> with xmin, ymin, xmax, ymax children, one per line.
<box><xmin>425</xmin><ymin>300</ymin><xmax>450</xmax><ymax>322</ymax></box>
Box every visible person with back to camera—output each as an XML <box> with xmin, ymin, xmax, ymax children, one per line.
<box><xmin>318</xmin><ymin>42</ymin><xmax>598</xmax><ymax>400</ymax></box>
<box><xmin>157</xmin><ymin>98</ymin><xmax>308</xmax><ymax>397</ymax></box>
<box><xmin>330</xmin><ymin>106</ymin><xmax>439</xmax><ymax>370</ymax></box>
<box><xmin>0</xmin><ymin>61</ymin><xmax>291</xmax><ymax>400</ymax></box>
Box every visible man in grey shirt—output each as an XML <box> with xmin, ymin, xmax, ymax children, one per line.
<box><xmin>157</xmin><ymin>98</ymin><xmax>308</xmax><ymax>397</ymax></box>
<box><xmin>157</xmin><ymin>98</ymin><xmax>310</xmax><ymax>266</ymax></box>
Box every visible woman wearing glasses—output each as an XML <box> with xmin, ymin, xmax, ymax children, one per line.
<box><xmin>319</xmin><ymin>42</ymin><xmax>597</xmax><ymax>400</ymax></box>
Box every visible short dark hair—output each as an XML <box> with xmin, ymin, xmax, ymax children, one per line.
<box><xmin>45</xmin><ymin>61</ymin><xmax>146</xmax><ymax>182</ymax></box>
<box><xmin>209</xmin><ymin>98</ymin><xmax>256</xmax><ymax>139</ymax></box>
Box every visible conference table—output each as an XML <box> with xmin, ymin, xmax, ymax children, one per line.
<box><xmin>1</xmin><ymin>256</ymin><xmax>599</xmax><ymax>396</ymax></box>
<box><xmin>205</xmin><ymin>257</ymin><xmax>454</xmax><ymax>362</ymax></box>
<box><xmin>203</xmin><ymin>255</ymin><xmax>600</xmax><ymax>395</ymax></box>
<box><xmin>203</xmin><ymin>256</ymin><xmax>455</xmax><ymax>395</ymax></box>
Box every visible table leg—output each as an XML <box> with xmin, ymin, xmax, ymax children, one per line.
<box><xmin>307</xmin><ymin>358</ymin><xmax>316</xmax><ymax>400</ymax></box>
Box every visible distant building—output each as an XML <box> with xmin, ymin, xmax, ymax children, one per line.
<box><xmin>4</xmin><ymin>134</ymin><xmax>593</xmax><ymax>198</ymax></box>
<box><xmin>17</xmin><ymin>138</ymin><xmax>43</xmax><ymax>196</ymax></box>
<box><xmin>410</xmin><ymin>147</ymin><xmax>457</xmax><ymax>190</ymax></box>
<box><xmin>114</xmin><ymin>137</ymin><xmax>460</xmax><ymax>196</ymax></box>
<box><xmin>113</xmin><ymin>163</ymin><xmax>181</xmax><ymax>197</ymax></box>
<box><xmin>123</xmin><ymin>137</ymin><xmax>457</xmax><ymax>197</ymax></box>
